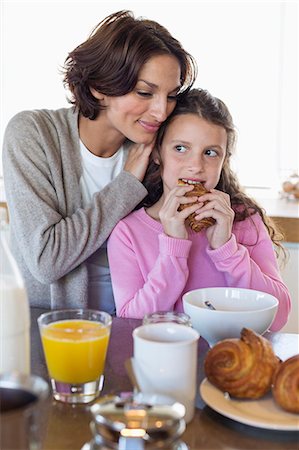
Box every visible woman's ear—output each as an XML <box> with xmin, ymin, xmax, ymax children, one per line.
<box><xmin>90</xmin><ymin>87</ymin><xmax>106</xmax><ymax>102</ymax></box>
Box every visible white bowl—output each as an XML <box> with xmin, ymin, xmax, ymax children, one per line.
<box><xmin>182</xmin><ymin>287</ymin><xmax>278</xmax><ymax>346</ymax></box>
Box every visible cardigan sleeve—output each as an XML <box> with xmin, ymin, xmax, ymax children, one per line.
<box><xmin>2</xmin><ymin>110</ymin><xmax>147</xmax><ymax>283</ymax></box>
<box><xmin>107</xmin><ymin>222</ymin><xmax>192</xmax><ymax>318</ymax></box>
<box><xmin>206</xmin><ymin>214</ymin><xmax>291</xmax><ymax>331</ymax></box>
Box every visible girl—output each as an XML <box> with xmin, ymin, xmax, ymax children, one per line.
<box><xmin>107</xmin><ymin>88</ymin><xmax>291</xmax><ymax>330</ymax></box>
<box><xmin>2</xmin><ymin>10</ymin><xmax>196</xmax><ymax>313</ymax></box>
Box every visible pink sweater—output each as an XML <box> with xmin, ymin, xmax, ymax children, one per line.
<box><xmin>107</xmin><ymin>208</ymin><xmax>291</xmax><ymax>330</ymax></box>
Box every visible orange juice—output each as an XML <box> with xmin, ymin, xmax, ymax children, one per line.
<box><xmin>40</xmin><ymin>319</ymin><xmax>110</xmax><ymax>384</ymax></box>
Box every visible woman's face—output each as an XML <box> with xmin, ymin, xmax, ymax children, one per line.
<box><xmin>99</xmin><ymin>54</ymin><xmax>182</xmax><ymax>144</ymax></box>
<box><xmin>159</xmin><ymin>113</ymin><xmax>227</xmax><ymax>195</ymax></box>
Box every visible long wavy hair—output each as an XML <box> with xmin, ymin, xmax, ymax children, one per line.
<box><xmin>63</xmin><ymin>10</ymin><xmax>197</xmax><ymax>120</ymax></box>
<box><xmin>139</xmin><ymin>88</ymin><xmax>286</xmax><ymax>260</ymax></box>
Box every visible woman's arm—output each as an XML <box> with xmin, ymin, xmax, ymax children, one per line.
<box><xmin>207</xmin><ymin>213</ymin><xmax>291</xmax><ymax>331</ymax></box>
<box><xmin>107</xmin><ymin>221</ymin><xmax>192</xmax><ymax>318</ymax></box>
<box><xmin>3</xmin><ymin>111</ymin><xmax>147</xmax><ymax>283</ymax></box>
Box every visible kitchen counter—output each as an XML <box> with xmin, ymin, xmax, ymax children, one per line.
<box><xmin>246</xmin><ymin>191</ymin><xmax>299</xmax><ymax>243</ymax></box>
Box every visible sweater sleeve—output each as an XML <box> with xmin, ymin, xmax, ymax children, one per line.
<box><xmin>107</xmin><ymin>222</ymin><xmax>192</xmax><ymax>318</ymax></box>
<box><xmin>206</xmin><ymin>214</ymin><xmax>291</xmax><ymax>331</ymax></box>
<box><xmin>2</xmin><ymin>111</ymin><xmax>147</xmax><ymax>284</ymax></box>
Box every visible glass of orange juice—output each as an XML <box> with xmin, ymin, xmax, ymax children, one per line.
<box><xmin>38</xmin><ymin>309</ymin><xmax>112</xmax><ymax>404</ymax></box>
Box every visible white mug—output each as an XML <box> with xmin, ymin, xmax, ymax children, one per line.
<box><xmin>132</xmin><ymin>323</ymin><xmax>199</xmax><ymax>423</ymax></box>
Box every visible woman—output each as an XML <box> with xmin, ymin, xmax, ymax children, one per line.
<box><xmin>107</xmin><ymin>88</ymin><xmax>290</xmax><ymax>330</ymax></box>
<box><xmin>2</xmin><ymin>10</ymin><xmax>196</xmax><ymax>313</ymax></box>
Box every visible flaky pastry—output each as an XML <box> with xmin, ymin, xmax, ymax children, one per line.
<box><xmin>177</xmin><ymin>179</ymin><xmax>215</xmax><ymax>232</ymax></box>
<box><xmin>272</xmin><ymin>354</ymin><xmax>299</xmax><ymax>413</ymax></box>
<box><xmin>204</xmin><ymin>328</ymin><xmax>280</xmax><ymax>399</ymax></box>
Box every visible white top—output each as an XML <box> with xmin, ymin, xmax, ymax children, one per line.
<box><xmin>79</xmin><ymin>141</ymin><xmax>129</xmax><ymax>313</ymax></box>
<box><xmin>79</xmin><ymin>141</ymin><xmax>128</xmax><ymax>204</ymax></box>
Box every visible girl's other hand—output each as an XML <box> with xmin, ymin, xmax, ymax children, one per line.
<box><xmin>194</xmin><ymin>189</ymin><xmax>234</xmax><ymax>249</ymax></box>
<box><xmin>159</xmin><ymin>185</ymin><xmax>200</xmax><ymax>239</ymax></box>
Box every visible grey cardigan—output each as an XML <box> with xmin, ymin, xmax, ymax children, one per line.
<box><xmin>2</xmin><ymin>107</ymin><xmax>147</xmax><ymax>309</ymax></box>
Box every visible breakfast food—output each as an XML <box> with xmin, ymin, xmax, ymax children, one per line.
<box><xmin>177</xmin><ymin>179</ymin><xmax>215</xmax><ymax>232</ymax></box>
<box><xmin>272</xmin><ymin>354</ymin><xmax>299</xmax><ymax>413</ymax></box>
<box><xmin>204</xmin><ymin>328</ymin><xmax>280</xmax><ymax>399</ymax></box>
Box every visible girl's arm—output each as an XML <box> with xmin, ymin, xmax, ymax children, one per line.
<box><xmin>207</xmin><ymin>213</ymin><xmax>291</xmax><ymax>331</ymax></box>
<box><xmin>107</xmin><ymin>222</ymin><xmax>192</xmax><ymax>318</ymax></box>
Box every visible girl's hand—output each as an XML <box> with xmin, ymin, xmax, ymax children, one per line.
<box><xmin>194</xmin><ymin>189</ymin><xmax>234</xmax><ymax>249</ymax></box>
<box><xmin>124</xmin><ymin>140</ymin><xmax>155</xmax><ymax>182</ymax></box>
<box><xmin>159</xmin><ymin>185</ymin><xmax>200</xmax><ymax>239</ymax></box>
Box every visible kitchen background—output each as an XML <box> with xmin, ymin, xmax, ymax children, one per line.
<box><xmin>1</xmin><ymin>0</ymin><xmax>298</xmax><ymax>331</ymax></box>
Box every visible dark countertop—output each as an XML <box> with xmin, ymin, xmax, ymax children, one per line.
<box><xmin>29</xmin><ymin>308</ymin><xmax>299</xmax><ymax>450</ymax></box>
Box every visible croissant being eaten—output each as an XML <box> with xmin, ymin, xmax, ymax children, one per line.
<box><xmin>272</xmin><ymin>354</ymin><xmax>299</xmax><ymax>413</ymax></box>
<box><xmin>177</xmin><ymin>179</ymin><xmax>215</xmax><ymax>232</ymax></box>
<box><xmin>204</xmin><ymin>328</ymin><xmax>280</xmax><ymax>399</ymax></box>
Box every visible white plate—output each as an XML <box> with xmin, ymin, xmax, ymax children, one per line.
<box><xmin>200</xmin><ymin>378</ymin><xmax>299</xmax><ymax>431</ymax></box>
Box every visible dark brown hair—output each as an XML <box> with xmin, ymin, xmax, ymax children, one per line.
<box><xmin>63</xmin><ymin>10</ymin><xmax>197</xmax><ymax>119</ymax></box>
<box><xmin>140</xmin><ymin>88</ymin><xmax>286</xmax><ymax>259</ymax></box>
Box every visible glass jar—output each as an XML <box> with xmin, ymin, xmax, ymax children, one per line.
<box><xmin>281</xmin><ymin>172</ymin><xmax>299</xmax><ymax>200</ymax></box>
<box><xmin>143</xmin><ymin>311</ymin><xmax>192</xmax><ymax>327</ymax></box>
<box><xmin>0</xmin><ymin>207</ymin><xmax>30</xmax><ymax>375</ymax></box>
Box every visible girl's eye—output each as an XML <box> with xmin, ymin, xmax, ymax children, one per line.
<box><xmin>205</xmin><ymin>148</ymin><xmax>218</xmax><ymax>157</ymax></box>
<box><xmin>175</xmin><ymin>145</ymin><xmax>187</xmax><ymax>153</ymax></box>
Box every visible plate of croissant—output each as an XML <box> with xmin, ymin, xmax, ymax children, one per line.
<box><xmin>200</xmin><ymin>328</ymin><xmax>299</xmax><ymax>430</ymax></box>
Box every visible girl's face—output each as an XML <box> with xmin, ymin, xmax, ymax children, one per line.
<box><xmin>158</xmin><ymin>113</ymin><xmax>227</xmax><ymax>195</ymax></box>
<box><xmin>97</xmin><ymin>54</ymin><xmax>182</xmax><ymax>145</ymax></box>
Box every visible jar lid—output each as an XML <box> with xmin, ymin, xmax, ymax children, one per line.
<box><xmin>143</xmin><ymin>312</ymin><xmax>192</xmax><ymax>327</ymax></box>
<box><xmin>90</xmin><ymin>392</ymin><xmax>186</xmax><ymax>449</ymax></box>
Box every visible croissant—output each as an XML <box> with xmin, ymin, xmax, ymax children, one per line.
<box><xmin>177</xmin><ymin>179</ymin><xmax>215</xmax><ymax>232</ymax></box>
<box><xmin>272</xmin><ymin>354</ymin><xmax>299</xmax><ymax>413</ymax></box>
<box><xmin>204</xmin><ymin>328</ymin><xmax>280</xmax><ymax>399</ymax></box>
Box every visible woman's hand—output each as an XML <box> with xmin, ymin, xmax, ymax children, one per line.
<box><xmin>159</xmin><ymin>185</ymin><xmax>200</xmax><ymax>239</ymax></box>
<box><xmin>124</xmin><ymin>140</ymin><xmax>155</xmax><ymax>182</ymax></box>
<box><xmin>194</xmin><ymin>189</ymin><xmax>234</xmax><ymax>249</ymax></box>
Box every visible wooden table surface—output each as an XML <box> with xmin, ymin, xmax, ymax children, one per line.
<box><xmin>29</xmin><ymin>308</ymin><xmax>299</xmax><ymax>450</ymax></box>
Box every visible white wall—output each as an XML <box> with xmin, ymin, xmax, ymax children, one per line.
<box><xmin>1</xmin><ymin>0</ymin><xmax>298</xmax><ymax>189</ymax></box>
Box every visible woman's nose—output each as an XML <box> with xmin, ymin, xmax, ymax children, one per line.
<box><xmin>150</xmin><ymin>97</ymin><xmax>172</xmax><ymax>122</ymax></box>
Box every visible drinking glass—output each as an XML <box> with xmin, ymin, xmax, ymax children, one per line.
<box><xmin>38</xmin><ymin>309</ymin><xmax>111</xmax><ymax>404</ymax></box>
